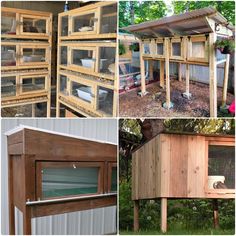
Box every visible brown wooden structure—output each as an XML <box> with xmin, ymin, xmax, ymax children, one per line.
<box><xmin>132</xmin><ymin>132</ymin><xmax>235</xmax><ymax>232</ymax></box>
<box><xmin>57</xmin><ymin>1</ymin><xmax>117</xmax><ymax>117</ymax></box>
<box><xmin>123</xmin><ymin>7</ymin><xmax>234</xmax><ymax>117</ymax></box>
<box><xmin>1</xmin><ymin>7</ymin><xmax>52</xmax><ymax>117</ymax></box>
<box><xmin>6</xmin><ymin>126</ymin><xmax>117</xmax><ymax>235</ymax></box>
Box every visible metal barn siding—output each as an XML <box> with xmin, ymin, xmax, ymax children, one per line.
<box><xmin>1</xmin><ymin>118</ymin><xmax>118</xmax><ymax>235</ymax></box>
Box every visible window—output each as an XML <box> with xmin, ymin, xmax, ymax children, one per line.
<box><xmin>156</xmin><ymin>43</ymin><xmax>163</xmax><ymax>55</ymax></box>
<box><xmin>37</xmin><ymin>162</ymin><xmax>103</xmax><ymax>200</ymax></box>
<box><xmin>143</xmin><ymin>43</ymin><xmax>150</xmax><ymax>54</ymax></box>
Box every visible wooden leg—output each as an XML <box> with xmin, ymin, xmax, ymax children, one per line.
<box><xmin>23</xmin><ymin>206</ymin><xmax>31</xmax><ymax>235</ymax></box>
<box><xmin>222</xmin><ymin>54</ymin><xmax>230</xmax><ymax>107</ymax></box>
<box><xmin>178</xmin><ymin>63</ymin><xmax>182</xmax><ymax>81</ymax></box>
<box><xmin>56</xmin><ymin>99</ymin><xmax>60</xmax><ymax>117</ymax></box>
<box><xmin>213</xmin><ymin>199</ymin><xmax>219</xmax><ymax>229</ymax></box>
<box><xmin>8</xmin><ymin>158</ymin><xmax>15</xmax><ymax>235</ymax></box>
<box><xmin>140</xmin><ymin>42</ymin><xmax>146</xmax><ymax>95</ymax></box>
<box><xmin>46</xmin><ymin>99</ymin><xmax>51</xmax><ymax>118</ymax></box>
<box><xmin>134</xmin><ymin>200</ymin><xmax>139</xmax><ymax>232</ymax></box>
<box><xmin>160</xmin><ymin>61</ymin><xmax>165</xmax><ymax>88</ymax></box>
<box><xmin>149</xmin><ymin>60</ymin><xmax>154</xmax><ymax>81</ymax></box>
<box><xmin>182</xmin><ymin>64</ymin><xmax>192</xmax><ymax>99</ymax></box>
<box><xmin>161</xmin><ymin>198</ymin><xmax>167</xmax><ymax>233</ymax></box>
<box><xmin>32</xmin><ymin>103</ymin><xmax>35</xmax><ymax>117</ymax></box>
<box><xmin>209</xmin><ymin>33</ymin><xmax>217</xmax><ymax>117</ymax></box>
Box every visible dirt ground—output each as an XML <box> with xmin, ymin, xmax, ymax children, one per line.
<box><xmin>119</xmin><ymin>79</ymin><xmax>235</xmax><ymax>117</ymax></box>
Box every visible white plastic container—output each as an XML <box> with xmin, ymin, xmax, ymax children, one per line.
<box><xmin>76</xmin><ymin>86</ymin><xmax>108</xmax><ymax>102</ymax></box>
<box><xmin>208</xmin><ymin>175</ymin><xmax>225</xmax><ymax>189</ymax></box>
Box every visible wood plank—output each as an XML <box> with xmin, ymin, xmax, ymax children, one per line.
<box><xmin>160</xmin><ymin>60</ymin><xmax>165</xmax><ymax>88</ymax></box>
<box><xmin>164</xmin><ymin>38</ymin><xmax>171</xmax><ymax>108</ymax></box>
<box><xmin>161</xmin><ymin>198</ymin><xmax>167</xmax><ymax>233</ymax></box>
<box><xmin>134</xmin><ymin>200</ymin><xmax>139</xmax><ymax>232</ymax></box>
<box><xmin>178</xmin><ymin>63</ymin><xmax>182</xmax><ymax>81</ymax></box>
<box><xmin>221</xmin><ymin>54</ymin><xmax>230</xmax><ymax>107</ymax></box>
<box><xmin>140</xmin><ymin>42</ymin><xmax>146</xmax><ymax>95</ymax></box>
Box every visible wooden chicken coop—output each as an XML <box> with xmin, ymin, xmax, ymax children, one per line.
<box><xmin>1</xmin><ymin>7</ymin><xmax>52</xmax><ymax>117</ymax></box>
<box><xmin>6</xmin><ymin>125</ymin><xmax>117</xmax><ymax>235</ymax></box>
<box><xmin>123</xmin><ymin>7</ymin><xmax>234</xmax><ymax>117</ymax></box>
<box><xmin>57</xmin><ymin>1</ymin><xmax>117</xmax><ymax>117</ymax></box>
<box><xmin>132</xmin><ymin>132</ymin><xmax>235</xmax><ymax>232</ymax></box>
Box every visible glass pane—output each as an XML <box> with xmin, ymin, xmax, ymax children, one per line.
<box><xmin>60</xmin><ymin>75</ymin><xmax>68</xmax><ymax>95</ymax></box>
<box><xmin>97</xmin><ymin>86</ymin><xmax>113</xmax><ymax>115</ymax></box>
<box><xmin>60</xmin><ymin>46</ymin><xmax>67</xmax><ymax>65</ymax></box>
<box><xmin>22</xmin><ymin>48</ymin><xmax>46</xmax><ymax>63</ymax></box>
<box><xmin>1</xmin><ymin>12</ymin><xmax>16</xmax><ymax>34</ymax></box>
<box><xmin>42</xmin><ymin>166</ymin><xmax>99</xmax><ymax>198</ymax></box>
<box><xmin>111</xmin><ymin>167</ymin><xmax>117</xmax><ymax>192</ymax></box>
<box><xmin>1</xmin><ymin>46</ymin><xmax>16</xmax><ymax>66</ymax></box>
<box><xmin>22</xmin><ymin>77</ymin><xmax>45</xmax><ymax>92</ymax></box>
<box><xmin>71</xmin><ymin>81</ymin><xmax>93</xmax><ymax>103</ymax></box>
<box><xmin>208</xmin><ymin>145</ymin><xmax>235</xmax><ymax>189</ymax></box>
<box><xmin>143</xmin><ymin>44</ymin><xmax>150</xmax><ymax>54</ymax></box>
<box><xmin>72</xmin><ymin>49</ymin><xmax>94</xmax><ymax>68</ymax></box>
<box><xmin>1</xmin><ymin>76</ymin><xmax>16</xmax><ymax>97</ymax></box>
<box><xmin>99</xmin><ymin>47</ymin><xmax>116</xmax><ymax>74</ymax></box>
<box><xmin>101</xmin><ymin>4</ymin><xmax>117</xmax><ymax>33</ymax></box>
<box><xmin>157</xmin><ymin>43</ymin><xmax>163</xmax><ymax>55</ymax></box>
<box><xmin>23</xmin><ymin>18</ymin><xmax>46</xmax><ymax>33</ymax></box>
<box><xmin>172</xmin><ymin>42</ymin><xmax>181</xmax><ymax>56</ymax></box>
<box><xmin>61</xmin><ymin>16</ymin><xmax>68</xmax><ymax>36</ymax></box>
<box><xmin>73</xmin><ymin>13</ymin><xmax>95</xmax><ymax>33</ymax></box>
<box><xmin>192</xmin><ymin>42</ymin><xmax>205</xmax><ymax>58</ymax></box>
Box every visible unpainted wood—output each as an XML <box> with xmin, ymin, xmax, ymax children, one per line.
<box><xmin>134</xmin><ymin>200</ymin><xmax>139</xmax><ymax>232</ymax></box>
<box><xmin>161</xmin><ymin>198</ymin><xmax>167</xmax><ymax>233</ymax></box>
<box><xmin>222</xmin><ymin>54</ymin><xmax>230</xmax><ymax>107</ymax></box>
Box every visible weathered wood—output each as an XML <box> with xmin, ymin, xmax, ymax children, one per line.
<box><xmin>222</xmin><ymin>54</ymin><xmax>230</xmax><ymax>107</ymax></box>
<box><xmin>160</xmin><ymin>60</ymin><xmax>165</xmax><ymax>88</ymax></box>
<box><xmin>185</xmin><ymin>63</ymin><xmax>190</xmax><ymax>95</ymax></box>
<box><xmin>164</xmin><ymin>38</ymin><xmax>171</xmax><ymax>108</ymax></box>
<box><xmin>140</xmin><ymin>42</ymin><xmax>146</xmax><ymax>95</ymax></box>
<box><xmin>134</xmin><ymin>200</ymin><xmax>139</xmax><ymax>232</ymax></box>
<box><xmin>149</xmin><ymin>60</ymin><xmax>154</xmax><ymax>81</ymax></box>
<box><xmin>161</xmin><ymin>198</ymin><xmax>167</xmax><ymax>233</ymax></box>
<box><xmin>209</xmin><ymin>33</ymin><xmax>217</xmax><ymax>117</ymax></box>
<box><xmin>178</xmin><ymin>63</ymin><xmax>182</xmax><ymax>81</ymax></box>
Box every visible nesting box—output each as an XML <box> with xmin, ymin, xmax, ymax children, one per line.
<box><xmin>132</xmin><ymin>132</ymin><xmax>235</xmax><ymax>232</ymax></box>
<box><xmin>6</xmin><ymin>126</ymin><xmax>117</xmax><ymax>235</ymax></box>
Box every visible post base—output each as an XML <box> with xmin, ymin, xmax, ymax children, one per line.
<box><xmin>138</xmin><ymin>91</ymin><xmax>149</xmax><ymax>97</ymax></box>
<box><xmin>162</xmin><ymin>102</ymin><xmax>174</xmax><ymax>109</ymax></box>
<box><xmin>182</xmin><ymin>92</ymin><xmax>192</xmax><ymax>99</ymax></box>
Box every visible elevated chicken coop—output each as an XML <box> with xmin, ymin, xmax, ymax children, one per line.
<box><xmin>132</xmin><ymin>132</ymin><xmax>235</xmax><ymax>232</ymax></box>
<box><xmin>6</xmin><ymin>126</ymin><xmax>117</xmax><ymax>235</ymax></box>
<box><xmin>123</xmin><ymin>7</ymin><xmax>234</xmax><ymax>117</ymax></box>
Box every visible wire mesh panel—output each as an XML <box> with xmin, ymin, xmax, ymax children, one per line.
<box><xmin>61</xmin><ymin>15</ymin><xmax>68</xmax><ymax>36</ymax></box>
<box><xmin>1</xmin><ymin>76</ymin><xmax>16</xmax><ymax>98</ymax></box>
<box><xmin>21</xmin><ymin>77</ymin><xmax>46</xmax><ymax>93</ymax></box>
<box><xmin>22</xmin><ymin>17</ymin><xmax>46</xmax><ymax>33</ymax></box>
<box><xmin>101</xmin><ymin>4</ymin><xmax>117</xmax><ymax>34</ymax></box>
<box><xmin>22</xmin><ymin>48</ymin><xmax>46</xmax><ymax>63</ymax></box>
<box><xmin>143</xmin><ymin>43</ymin><xmax>150</xmax><ymax>54</ymax></box>
<box><xmin>172</xmin><ymin>42</ymin><xmax>181</xmax><ymax>56</ymax></box>
<box><xmin>97</xmin><ymin>86</ymin><xmax>113</xmax><ymax>115</ymax></box>
<box><xmin>72</xmin><ymin>13</ymin><xmax>95</xmax><ymax>33</ymax></box>
<box><xmin>60</xmin><ymin>46</ymin><xmax>67</xmax><ymax>66</ymax></box>
<box><xmin>1</xmin><ymin>45</ymin><xmax>16</xmax><ymax>66</ymax></box>
<box><xmin>98</xmin><ymin>47</ymin><xmax>116</xmax><ymax>75</ymax></box>
<box><xmin>1</xmin><ymin>12</ymin><xmax>16</xmax><ymax>34</ymax></box>
<box><xmin>208</xmin><ymin>145</ymin><xmax>235</xmax><ymax>190</ymax></box>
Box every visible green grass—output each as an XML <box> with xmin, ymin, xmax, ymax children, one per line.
<box><xmin>120</xmin><ymin>228</ymin><xmax>235</xmax><ymax>235</ymax></box>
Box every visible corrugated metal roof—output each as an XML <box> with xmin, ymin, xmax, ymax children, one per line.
<box><xmin>123</xmin><ymin>7</ymin><xmax>234</xmax><ymax>37</ymax></box>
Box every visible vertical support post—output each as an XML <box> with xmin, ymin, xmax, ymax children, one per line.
<box><xmin>221</xmin><ymin>54</ymin><xmax>230</xmax><ymax>107</ymax></box>
<box><xmin>149</xmin><ymin>60</ymin><xmax>154</xmax><ymax>81</ymax></box>
<box><xmin>209</xmin><ymin>33</ymin><xmax>217</xmax><ymax>117</ymax></box>
<box><xmin>178</xmin><ymin>62</ymin><xmax>182</xmax><ymax>81</ymax></box>
<box><xmin>23</xmin><ymin>206</ymin><xmax>32</xmax><ymax>235</ymax></box>
<box><xmin>8</xmin><ymin>157</ymin><xmax>15</xmax><ymax>235</ymax></box>
<box><xmin>161</xmin><ymin>198</ymin><xmax>167</xmax><ymax>233</ymax></box>
<box><xmin>32</xmin><ymin>103</ymin><xmax>35</xmax><ymax>117</ymax></box>
<box><xmin>182</xmin><ymin>64</ymin><xmax>192</xmax><ymax>99</ymax></box>
<box><xmin>163</xmin><ymin>38</ymin><xmax>172</xmax><ymax>109</ymax></box>
<box><xmin>46</xmin><ymin>100</ymin><xmax>51</xmax><ymax>118</ymax></box>
<box><xmin>139</xmin><ymin>41</ymin><xmax>146</xmax><ymax>95</ymax></box>
<box><xmin>134</xmin><ymin>200</ymin><xmax>139</xmax><ymax>232</ymax></box>
<box><xmin>212</xmin><ymin>199</ymin><xmax>219</xmax><ymax>229</ymax></box>
<box><xmin>56</xmin><ymin>100</ymin><xmax>60</xmax><ymax>117</ymax></box>
<box><xmin>160</xmin><ymin>60</ymin><xmax>165</xmax><ymax>88</ymax></box>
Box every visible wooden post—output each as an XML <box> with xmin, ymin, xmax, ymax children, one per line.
<box><xmin>56</xmin><ymin>100</ymin><xmax>60</xmax><ymax>117</ymax></box>
<box><xmin>32</xmin><ymin>103</ymin><xmax>35</xmax><ymax>117</ymax></box>
<box><xmin>160</xmin><ymin>60</ymin><xmax>165</xmax><ymax>88</ymax></box>
<box><xmin>209</xmin><ymin>33</ymin><xmax>217</xmax><ymax>117</ymax></box>
<box><xmin>212</xmin><ymin>199</ymin><xmax>219</xmax><ymax>229</ymax></box>
<box><xmin>178</xmin><ymin>62</ymin><xmax>182</xmax><ymax>81</ymax></box>
<box><xmin>134</xmin><ymin>200</ymin><xmax>139</xmax><ymax>232</ymax></box>
<box><xmin>161</xmin><ymin>198</ymin><xmax>167</xmax><ymax>233</ymax></box>
<box><xmin>149</xmin><ymin>60</ymin><xmax>154</xmax><ymax>81</ymax></box>
<box><xmin>139</xmin><ymin>41</ymin><xmax>146</xmax><ymax>95</ymax></box>
<box><xmin>182</xmin><ymin>63</ymin><xmax>192</xmax><ymax>99</ymax></box>
<box><xmin>23</xmin><ymin>206</ymin><xmax>32</xmax><ymax>235</ymax></box>
<box><xmin>221</xmin><ymin>54</ymin><xmax>230</xmax><ymax>107</ymax></box>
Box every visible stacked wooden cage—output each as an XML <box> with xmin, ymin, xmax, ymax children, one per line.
<box><xmin>56</xmin><ymin>1</ymin><xmax>117</xmax><ymax>117</ymax></box>
<box><xmin>1</xmin><ymin>7</ymin><xmax>52</xmax><ymax>117</ymax></box>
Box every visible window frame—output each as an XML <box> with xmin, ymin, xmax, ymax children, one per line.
<box><xmin>107</xmin><ymin>162</ymin><xmax>117</xmax><ymax>193</ymax></box>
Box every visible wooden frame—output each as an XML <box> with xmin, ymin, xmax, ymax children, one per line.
<box><xmin>169</xmin><ymin>37</ymin><xmax>185</xmax><ymax>60</ymax></box>
<box><xmin>58</xmin><ymin>1</ymin><xmax>117</xmax><ymax>40</ymax></box>
<box><xmin>1</xmin><ymin>7</ymin><xmax>52</xmax><ymax>42</ymax></box>
<box><xmin>1</xmin><ymin>7</ymin><xmax>52</xmax><ymax>118</ymax></box>
<box><xmin>107</xmin><ymin>162</ymin><xmax>117</xmax><ymax>193</ymax></box>
<box><xmin>7</xmin><ymin>127</ymin><xmax>117</xmax><ymax>235</ymax></box>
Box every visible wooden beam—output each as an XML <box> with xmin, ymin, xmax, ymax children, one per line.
<box><xmin>160</xmin><ymin>61</ymin><xmax>165</xmax><ymax>88</ymax></box>
<box><xmin>166</xmin><ymin>26</ymin><xmax>184</xmax><ymax>36</ymax></box>
<box><xmin>161</xmin><ymin>198</ymin><xmax>167</xmax><ymax>233</ymax></box>
<box><xmin>149</xmin><ymin>28</ymin><xmax>165</xmax><ymax>37</ymax></box>
<box><xmin>140</xmin><ymin>42</ymin><xmax>147</xmax><ymax>95</ymax></box>
<box><xmin>178</xmin><ymin>63</ymin><xmax>182</xmax><ymax>81</ymax></box>
<box><xmin>209</xmin><ymin>33</ymin><xmax>217</xmax><ymax>117</ymax></box>
<box><xmin>134</xmin><ymin>200</ymin><xmax>139</xmax><ymax>232</ymax></box>
<box><xmin>149</xmin><ymin>60</ymin><xmax>154</xmax><ymax>81</ymax></box>
<box><xmin>23</xmin><ymin>206</ymin><xmax>32</xmax><ymax>235</ymax></box>
<box><xmin>221</xmin><ymin>54</ymin><xmax>230</xmax><ymax>107</ymax></box>
<box><xmin>212</xmin><ymin>199</ymin><xmax>219</xmax><ymax>228</ymax></box>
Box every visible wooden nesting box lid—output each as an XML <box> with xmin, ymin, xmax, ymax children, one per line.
<box><xmin>6</xmin><ymin>125</ymin><xmax>117</xmax><ymax>161</ymax></box>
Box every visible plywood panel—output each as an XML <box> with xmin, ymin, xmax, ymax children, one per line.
<box><xmin>187</xmin><ymin>136</ymin><xmax>206</xmax><ymax>197</ymax></box>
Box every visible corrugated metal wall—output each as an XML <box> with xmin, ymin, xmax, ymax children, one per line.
<box><xmin>1</xmin><ymin>118</ymin><xmax>118</xmax><ymax>235</ymax></box>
